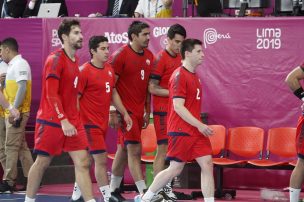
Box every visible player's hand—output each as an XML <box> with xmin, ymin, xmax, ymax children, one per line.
<box><xmin>109</xmin><ymin>111</ymin><xmax>120</xmax><ymax>129</ymax></box>
<box><xmin>61</xmin><ymin>119</ymin><xmax>77</xmax><ymax>137</ymax></box>
<box><xmin>8</xmin><ymin>107</ymin><xmax>20</xmax><ymax>120</ymax></box>
<box><xmin>197</xmin><ymin>124</ymin><xmax>213</xmax><ymax>137</ymax></box>
<box><xmin>142</xmin><ymin>112</ymin><xmax>150</xmax><ymax>129</ymax></box>
<box><xmin>0</xmin><ymin>73</ymin><xmax>6</xmax><ymax>88</ymax></box>
<box><xmin>124</xmin><ymin>113</ymin><xmax>132</xmax><ymax>131</ymax></box>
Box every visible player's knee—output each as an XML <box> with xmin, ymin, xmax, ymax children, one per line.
<box><xmin>34</xmin><ymin>156</ymin><xmax>51</xmax><ymax>171</ymax></box>
<box><xmin>201</xmin><ymin>158</ymin><xmax>213</xmax><ymax>171</ymax></box>
<box><xmin>74</xmin><ymin>156</ymin><xmax>91</xmax><ymax>170</ymax></box>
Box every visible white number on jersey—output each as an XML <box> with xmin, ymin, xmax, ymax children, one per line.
<box><xmin>141</xmin><ymin>69</ymin><xmax>145</xmax><ymax>80</ymax></box>
<box><xmin>196</xmin><ymin>88</ymin><xmax>200</xmax><ymax>100</ymax></box>
<box><xmin>74</xmin><ymin>76</ymin><xmax>78</xmax><ymax>88</ymax></box>
<box><xmin>105</xmin><ymin>82</ymin><xmax>110</xmax><ymax>93</ymax></box>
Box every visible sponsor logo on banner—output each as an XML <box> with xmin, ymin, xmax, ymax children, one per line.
<box><xmin>51</xmin><ymin>29</ymin><xmax>62</xmax><ymax>47</ymax></box>
<box><xmin>203</xmin><ymin>28</ymin><xmax>231</xmax><ymax>48</ymax></box>
<box><xmin>153</xmin><ymin>27</ymin><xmax>169</xmax><ymax>37</ymax></box>
<box><xmin>153</xmin><ymin>27</ymin><xmax>170</xmax><ymax>49</ymax></box>
<box><xmin>256</xmin><ymin>28</ymin><xmax>281</xmax><ymax>50</ymax></box>
<box><xmin>104</xmin><ymin>32</ymin><xmax>128</xmax><ymax>44</ymax></box>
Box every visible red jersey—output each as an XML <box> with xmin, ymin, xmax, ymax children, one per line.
<box><xmin>150</xmin><ymin>49</ymin><xmax>182</xmax><ymax>113</ymax></box>
<box><xmin>167</xmin><ymin>66</ymin><xmax>202</xmax><ymax>137</ymax></box>
<box><xmin>109</xmin><ymin>44</ymin><xmax>153</xmax><ymax>117</ymax></box>
<box><xmin>78</xmin><ymin>62</ymin><xmax>115</xmax><ymax>130</ymax></box>
<box><xmin>36</xmin><ymin>49</ymin><xmax>81</xmax><ymax>126</ymax></box>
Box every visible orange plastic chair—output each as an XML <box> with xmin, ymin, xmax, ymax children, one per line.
<box><xmin>213</xmin><ymin>127</ymin><xmax>264</xmax><ymax>166</ymax></box>
<box><xmin>208</xmin><ymin>125</ymin><xmax>226</xmax><ymax>156</ymax></box>
<box><xmin>248</xmin><ymin>127</ymin><xmax>297</xmax><ymax>167</ymax></box>
<box><xmin>141</xmin><ymin>123</ymin><xmax>157</xmax><ymax>163</ymax></box>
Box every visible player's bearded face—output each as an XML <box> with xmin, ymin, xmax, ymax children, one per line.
<box><xmin>69</xmin><ymin>26</ymin><xmax>83</xmax><ymax>50</ymax></box>
<box><xmin>138</xmin><ymin>28</ymin><xmax>150</xmax><ymax>48</ymax></box>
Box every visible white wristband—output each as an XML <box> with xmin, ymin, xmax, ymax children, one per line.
<box><xmin>110</xmin><ymin>106</ymin><xmax>116</xmax><ymax>111</ymax></box>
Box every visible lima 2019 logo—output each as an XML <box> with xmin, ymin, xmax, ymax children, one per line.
<box><xmin>203</xmin><ymin>28</ymin><xmax>231</xmax><ymax>48</ymax></box>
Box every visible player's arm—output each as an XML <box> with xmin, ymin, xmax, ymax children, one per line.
<box><xmin>109</xmin><ymin>75</ymin><xmax>120</xmax><ymax>129</ymax></box>
<box><xmin>173</xmin><ymin>98</ymin><xmax>212</xmax><ymax>136</ymax></box>
<box><xmin>285</xmin><ymin>66</ymin><xmax>304</xmax><ymax>100</ymax></box>
<box><xmin>143</xmin><ymin>90</ymin><xmax>151</xmax><ymax>129</ymax></box>
<box><xmin>76</xmin><ymin>94</ymin><xmax>81</xmax><ymax>111</ymax></box>
<box><xmin>148</xmin><ymin>78</ymin><xmax>169</xmax><ymax>97</ymax></box>
<box><xmin>112</xmin><ymin>88</ymin><xmax>132</xmax><ymax>131</ymax></box>
<box><xmin>46</xmin><ymin>77</ymin><xmax>77</xmax><ymax>136</ymax></box>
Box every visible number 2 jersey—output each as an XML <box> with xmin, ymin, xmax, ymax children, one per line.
<box><xmin>78</xmin><ymin>62</ymin><xmax>115</xmax><ymax>130</ymax></box>
<box><xmin>167</xmin><ymin>66</ymin><xmax>202</xmax><ymax>137</ymax></box>
<box><xmin>109</xmin><ymin>44</ymin><xmax>154</xmax><ymax>118</ymax></box>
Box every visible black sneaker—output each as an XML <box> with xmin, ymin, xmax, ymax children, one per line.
<box><xmin>173</xmin><ymin>191</ymin><xmax>193</xmax><ymax>200</ymax></box>
<box><xmin>0</xmin><ymin>181</ymin><xmax>15</xmax><ymax>193</ymax></box>
<box><xmin>159</xmin><ymin>190</ymin><xmax>175</xmax><ymax>202</ymax></box>
<box><xmin>109</xmin><ymin>188</ymin><xmax>126</xmax><ymax>202</ymax></box>
<box><xmin>70</xmin><ymin>196</ymin><xmax>85</xmax><ymax>202</ymax></box>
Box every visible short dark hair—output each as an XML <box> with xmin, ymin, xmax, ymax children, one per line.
<box><xmin>89</xmin><ymin>35</ymin><xmax>109</xmax><ymax>57</ymax></box>
<box><xmin>1</xmin><ymin>37</ymin><xmax>18</xmax><ymax>52</ymax></box>
<box><xmin>58</xmin><ymin>19</ymin><xmax>80</xmax><ymax>43</ymax></box>
<box><xmin>181</xmin><ymin>39</ymin><xmax>202</xmax><ymax>60</ymax></box>
<box><xmin>167</xmin><ymin>24</ymin><xmax>187</xmax><ymax>39</ymax></box>
<box><xmin>127</xmin><ymin>21</ymin><xmax>150</xmax><ymax>41</ymax></box>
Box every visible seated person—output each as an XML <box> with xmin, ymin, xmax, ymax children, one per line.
<box><xmin>134</xmin><ymin>0</ymin><xmax>173</xmax><ymax>18</ymax></box>
<box><xmin>106</xmin><ymin>0</ymin><xmax>139</xmax><ymax>17</ymax></box>
<box><xmin>1</xmin><ymin>0</ymin><xmax>27</xmax><ymax>18</ymax></box>
<box><xmin>23</xmin><ymin>0</ymin><xmax>68</xmax><ymax>17</ymax></box>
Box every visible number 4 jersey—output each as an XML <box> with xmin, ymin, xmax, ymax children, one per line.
<box><xmin>109</xmin><ymin>44</ymin><xmax>153</xmax><ymax>118</ymax></box>
<box><xmin>78</xmin><ymin>62</ymin><xmax>115</xmax><ymax>130</ymax></box>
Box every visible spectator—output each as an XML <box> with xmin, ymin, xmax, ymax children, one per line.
<box><xmin>106</xmin><ymin>0</ymin><xmax>138</xmax><ymax>17</ymax></box>
<box><xmin>134</xmin><ymin>0</ymin><xmax>173</xmax><ymax>18</ymax></box>
<box><xmin>23</xmin><ymin>0</ymin><xmax>68</xmax><ymax>17</ymax></box>
<box><xmin>0</xmin><ymin>37</ymin><xmax>33</xmax><ymax>193</ymax></box>
<box><xmin>0</xmin><ymin>0</ymin><xmax>27</xmax><ymax>18</ymax></box>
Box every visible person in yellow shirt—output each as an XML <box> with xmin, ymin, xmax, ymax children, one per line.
<box><xmin>0</xmin><ymin>37</ymin><xmax>33</xmax><ymax>193</ymax></box>
<box><xmin>134</xmin><ymin>0</ymin><xmax>173</xmax><ymax>18</ymax></box>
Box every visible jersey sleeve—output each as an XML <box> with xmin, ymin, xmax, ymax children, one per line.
<box><xmin>45</xmin><ymin>77</ymin><xmax>67</xmax><ymax>121</ymax></box>
<box><xmin>172</xmin><ymin>71</ymin><xmax>187</xmax><ymax>99</ymax></box>
<box><xmin>150</xmin><ymin>52</ymin><xmax>165</xmax><ymax>81</ymax></box>
<box><xmin>110</xmin><ymin>48</ymin><xmax>125</xmax><ymax>76</ymax></box>
<box><xmin>78</xmin><ymin>66</ymin><xmax>88</xmax><ymax>96</ymax></box>
<box><xmin>44</xmin><ymin>54</ymin><xmax>63</xmax><ymax>80</ymax></box>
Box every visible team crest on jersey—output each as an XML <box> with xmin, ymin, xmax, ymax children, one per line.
<box><xmin>79</xmin><ymin>65</ymin><xmax>85</xmax><ymax>72</ymax></box>
<box><xmin>108</xmin><ymin>71</ymin><xmax>112</xmax><ymax>77</ymax></box>
<box><xmin>146</xmin><ymin>59</ymin><xmax>150</xmax><ymax>65</ymax></box>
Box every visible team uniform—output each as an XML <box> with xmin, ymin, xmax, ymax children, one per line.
<box><xmin>166</xmin><ymin>66</ymin><xmax>212</xmax><ymax>162</ymax></box>
<box><xmin>150</xmin><ymin>49</ymin><xmax>182</xmax><ymax>144</ymax></box>
<box><xmin>34</xmin><ymin>49</ymin><xmax>88</xmax><ymax>156</ymax></box>
<box><xmin>110</xmin><ymin>44</ymin><xmax>153</xmax><ymax>145</ymax></box>
<box><xmin>296</xmin><ymin>64</ymin><xmax>304</xmax><ymax>159</ymax></box>
<box><xmin>78</xmin><ymin>62</ymin><xmax>115</xmax><ymax>154</ymax></box>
